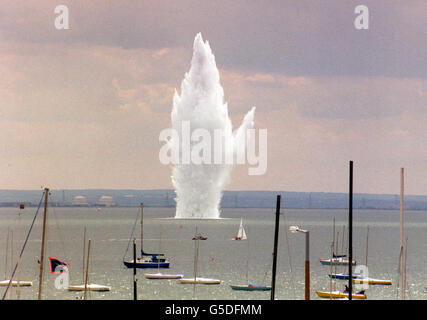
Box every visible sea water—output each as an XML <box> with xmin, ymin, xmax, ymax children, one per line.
<box><xmin>0</xmin><ymin>206</ymin><xmax>425</xmax><ymax>300</ymax></box>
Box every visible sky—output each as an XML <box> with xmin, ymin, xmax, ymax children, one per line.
<box><xmin>0</xmin><ymin>0</ymin><xmax>425</xmax><ymax>195</ymax></box>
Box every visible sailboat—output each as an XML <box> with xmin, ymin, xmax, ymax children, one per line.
<box><xmin>319</xmin><ymin>254</ymin><xmax>356</xmax><ymax>266</ymax></box>
<box><xmin>123</xmin><ymin>203</ymin><xmax>170</xmax><ymax>269</ymax></box>
<box><xmin>0</xmin><ymin>228</ymin><xmax>33</xmax><ymax>288</ymax></box>
<box><xmin>232</xmin><ymin>219</ymin><xmax>247</xmax><ymax>241</ymax></box>
<box><xmin>144</xmin><ymin>227</ymin><xmax>183</xmax><ymax>279</ymax></box>
<box><xmin>68</xmin><ymin>229</ymin><xmax>111</xmax><ymax>293</ymax></box>
<box><xmin>230</xmin><ymin>225</ymin><xmax>271</xmax><ymax>291</ymax></box>
<box><xmin>315</xmin><ymin>289</ymin><xmax>367</xmax><ymax>300</ymax></box>
<box><xmin>352</xmin><ymin>226</ymin><xmax>392</xmax><ymax>286</ymax></box>
<box><xmin>179</xmin><ymin>228</ymin><xmax>221</xmax><ymax>285</ymax></box>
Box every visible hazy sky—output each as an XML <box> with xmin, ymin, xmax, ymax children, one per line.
<box><xmin>0</xmin><ymin>0</ymin><xmax>425</xmax><ymax>194</ymax></box>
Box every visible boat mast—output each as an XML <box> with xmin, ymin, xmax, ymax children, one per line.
<box><xmin>365</xmin><ymin>226</ymin><xmax>369</xmax><ymax>267</ymax></box>
<box><xmin>82</xmin><ymin>227</ymin><xmax>86</xmax><ymax>283</ymax></box>
<box><xmin>348</xmin><ymin>161</ymin><xmax>353</xmax><ymax>300</ymax></box>
<box><xmin>84</xmin><ymin>239</ymin><xmax>91</xmax><ymax>300</ymax></box>
<box><xmin>270</xmin><ymin>194</ymin><xmax>281</xmax><ymax>300</ymax></box>
<box><xmin>38</xmin><ymin>187</ymin><xmax>49</xmax><ymax>300</ymax></box>
<box><xmin>399</xmin><ymin>167</ymin><xmax>405</xmax><ymax>300</ymax></box>
<box><xmin>140</xmin><ymin>203</ymin><xmax>144</xmax><ymax>253</ymax></box>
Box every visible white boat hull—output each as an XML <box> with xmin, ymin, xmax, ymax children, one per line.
<box><xmin>179</xmin><ymin>277</ymin><xmax>221</xmax><ymax>284</ymax></box>
<box><xmin>0</xmin><ymin>280</ymin><xmax>33</xmax><ymax>287</ymax></box>
<box><xmin>67</xmin><ymin>283</ymin><xmax>111</xmax><ymax>291</ymax></box>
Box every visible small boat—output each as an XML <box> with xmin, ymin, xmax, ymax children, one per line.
<box><xmin>328</xmin><ymin>273</ymin><xmax>360</xmax><ymax>280</ymax></box>
<box><xmin>0</xmin><ymin>280</ymin><xmax>33</xmax><ymax>287</ymax></box>
<box><xmin>352</xmin><ymin>277</ymin><xmax>392</xmax><ymax>285</ymax></box>
<box><xmin>316</xmin><ymin>290</ymin><xmax>367</xmax><ymax>299</ymax></box>
<box><xmin>68</xmin><ymin>237</ymin><xmax>111</xmax><ymax>294</ymax></box>
<box><xmin>180</xmin><ymin>228</ymin><xmax>221</xmax><ymax>288</ymax></box>
<box><xmin>179</xmin><ymin>277</ymin><xmax>221</xmax><ymax>285</ymax></box>
<box><xmin>230</xmin><ymin>284</ymin><xmax>271</xmax><ymax>291</ymax></box>
<box><xmin>144</xmin><ymin>273</ymin><xmax>183</xmax><ymax>279</ymax></box>
<box><xmin>68</xmin><ymin>283</ymin><xmax>111</xmax><ymax>292</ymax></box>
<box><xmin>319</xmin><ymin>254</ymin><xmax>356</xmax><ymax>266</ymax></box>
<box><xmin>192</xmin><ymin>233</ymin><xmax>207</xmax><ymax>240</ymax></box>
<box><xmin>232</xmin><ymin>219</ymin><xmax>247</xmax><ymax>241</ymax></box>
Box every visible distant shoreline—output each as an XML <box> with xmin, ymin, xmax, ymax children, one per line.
<box><xmin>1</xmin><ymin>189</ymin><xmax>427</xmax><ymax>211</ymax></box>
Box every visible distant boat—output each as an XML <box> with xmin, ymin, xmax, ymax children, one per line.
<box><xmin>123</xmin><ymin>203</ymin><xmax>170</xmax><ymax>269</ymax></box>
<box><xmin>144</xmin><ymin>273</ymin><xmax>183</xmax><ymax>280</ymax></box>
<box><xmin>316</xmin><ymin>289</ymin><xmax>367</xmax><ymax>300</ymax></box>
<box><xmin>179</xmin><ymin>228</ymin><xmax>221</xmax><ymax>287</ymax></box>
<box><xmin>328</xmin><ymin>272</ymin><xmax>360</xmax><ymax>280</ymax></box>
<box><xmin>68</xmin><ymin>283</ymin><xmax>111</xmax><ymax>292</ymax></box>
<box><xmin>229</xmin><ymin>223</ymin><xmax>271</xmax><ymax>291</ymax></box>
<box><xmin>230</xmin><ymin>284</ymin><xmax>271</xmax><ymax>291</ymax></box>
<box><xmin>319</xmin><ymin>254</ymin><xmax>356</xmax><ymax>266</ymax></box>
<box><xmin>0</xmin><ymin>280</ymin><xmax>32</xmax><ymax>287</ymax></box>
<box><xmin>144</xmin><ymin>228</ymin><xmax>182</xmax><ymax>279</ymax></box>
<box><xmin>352</xmin><ymin>278</ymin><xmax>392</xmax><ymax>285</ymax></box>
<box><xmin>232</xmin><ymin>219</ymin><xmax>247</xmax><ymax>241</ymax></box>
<box><xmin>68</xmin><ymin>230</ymin><xmax>111</xmax><ymax>294</ymax></box>
<box><xmin>192</xmin><ymin>233</ymin><xmax>207</xmax><ymax>240</ymax></box>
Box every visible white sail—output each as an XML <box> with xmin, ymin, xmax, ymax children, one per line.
<box><xmin>236</xmin><ymin>219</ymin><xmax>247</xmax><ymax>240</ymax></box>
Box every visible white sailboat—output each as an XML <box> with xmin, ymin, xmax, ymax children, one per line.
<box><xmin>179</xmin><ymin>228</ymin><xmax>221</xmax><ymax>286</ymax></box>
<box><xmin>144</xmin><ymin>227</ymin><xmax>183</xmax><ymax>280</ymax></box>
<box><xmin>68</xmin><ymin>235</ymin><xmax>111</xmax><ymax>294</ymax></box>
<box><xmin>232</xmin><ymin>219</ymin><xmax>247</xmax><ymax>241</ymax></box>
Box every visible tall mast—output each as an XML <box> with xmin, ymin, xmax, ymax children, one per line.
<box><xmin>38</xmin><ymin>187</ymin><xmax>49</xmax><ymax>300</ymax></box>
<box><xmin>140</xmin><ymin>203</ymin><xmax>144</xmax><ymax>253</ymax></box>
<box><xmin>270</xmin><ymin>194</ymin><xmax>281</xmax><ymax>300</ymax></box>
<box><xmin>399</xmin><ymin>168</ymin><xmax>405</xmax><ymax>300</ymax></box>
<box><xmin>348</xmin><ymin>161</ymin><xmax>353</xmax><ymax>300</ymax></box>
<box><xmin>84</xmin><ymin>239</ymin><xmax>91</xmax><ymax>300</ymax></box>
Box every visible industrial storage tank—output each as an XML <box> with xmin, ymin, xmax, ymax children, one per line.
<box><xmin>97</xmin><ymin>195</ymin><xmax>115</xmax><ymax>207</ymax></box>
<box><xmin>72</xmin><ymin>195</ymin><xmax>89</xmax><ymax>206</ymax></box>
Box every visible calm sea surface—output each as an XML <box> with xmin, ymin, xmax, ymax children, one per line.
<box><xmin>0</xmin><ymin>206</ymin><xmax>425</xmax><ymax>300</ymax></box>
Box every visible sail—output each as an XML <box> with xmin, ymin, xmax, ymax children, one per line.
<box><xmin>237</xmin><ymin>219</ymin><xmax>247</xmax><ymax>240</ymax></box>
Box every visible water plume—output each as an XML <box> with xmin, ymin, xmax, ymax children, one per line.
<box><xmin>171</xmin><ymin>33</ymin><xmax>255</xmax><ymax>219</ymax></box>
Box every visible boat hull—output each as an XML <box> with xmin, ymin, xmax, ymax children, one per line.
<box><xmin>328</xmin><ymin>273</ymin><xmax>359</xmax><ymax>280</ymax></box>
<box><xmin>144</xmin><ymin>273</ymin><xmax>183</xmax><ymax>279</ymax></box>
<box><xmin>316</xmin><ymin>290</ymin><xmax>366</xmax><ymax>299</ymax></box>
<box><xmin>67</xmin><ymin>283</ymin><xmax>111</xmax><ymax>292</ymax></box>
<box><xmin>0</xmin><ymin>280</ymin><xmax>33</xmax><ymax>287</ymax></box>
<box><xmin>123</xmin><ymin>260</ymin><xmax>169</xmax><ymax>269</ymax></box>
<box><xmin>230</xmin><ymin>284</ymin><xmax>271</xmax><ymax>291</ymax></box>
<box><xmin>352</xmin><ymin>278</ymin><xmax>392</xmax><ymax>285</ymax></box>
<box><xmin>319</xmin><ymin>259</ymin><xmax>356</xmax><ymax>266</ymax></box>
<box><xmin>179</xmin><ymin>277</ymin><xmax>221</xmax><ymax>285</ymax></box>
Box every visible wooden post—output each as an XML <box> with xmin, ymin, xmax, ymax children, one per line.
<box><xmin>38</xmin><ymin>188</ymin><xmax>49</xmax><ymax>300</ymax></box>
<box><xmin>133</xmin><ymin>238</ymin><xmax>137</xmax><ymax>300</ymax></box>
<box><xmin>348</xmin><ymin>161</ymin><xmax>353</xmax><ymax>300</ymax></box>
<box><xmin>271</xmin><ymin>195</ymin><xmax>281</xmax><ymax>300</ymax></box>
<box><xmin>305</xmin><ymin>231</ymin><xmax>310</xmax><ymax>300</ymax></box>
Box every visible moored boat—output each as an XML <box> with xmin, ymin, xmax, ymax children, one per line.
<box><xmin>316</xmin><ymin>290</ymin><xmax>367</xmax><ymax>299</ymax></box>
<box><xmin>179</xmin><ymin>277</ymin><xmax>221</xmax><ymax>285</ymax></box>
<box><xmin>230</xmin><ymin>284</ymin><xmax>271</xmax><ymax>291</ymax></box>
<box><xmin>144</xmin><ymin>272</ymin><xmax>183</xmax><ymax>279</ymax></box>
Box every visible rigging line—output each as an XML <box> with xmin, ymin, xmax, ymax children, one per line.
<box><xmin>281</xmin><ymin>213</ymin><xmax>297</xmax><ymax>300</ymax></box>
<box><xmin>49</xmin><ymin>194</ymin><xmax>68</xmax><ymax>257</ymax></box>
<box><xmin>123</xmin><ymin>208</ymin><xmax>139</xmax><ymax>260</ymax></box>
<box><xmin>2</xmin><ymin>191</ymin><xmax>45</xmax><ymax>300</ymax></box>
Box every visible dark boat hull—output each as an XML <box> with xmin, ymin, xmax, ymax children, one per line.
<box><xmin>123</xmin><ymin>261</ymin><xmax>170</xmax><ymax>269</ymax></box>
